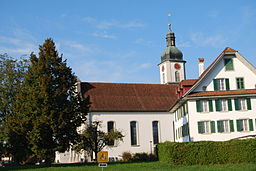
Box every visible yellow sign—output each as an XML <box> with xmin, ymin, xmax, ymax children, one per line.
<box><xmin>97</xmin><ymin>151</ymin><xmax>108</xmax><ymax>163</ymax></box>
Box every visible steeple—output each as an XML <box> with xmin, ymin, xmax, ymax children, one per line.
<box><xmin>159</xmin><ymin>23</ymin><xmax>186</xmax><ymax>84</ymax></box>
<box><xmin>161</xmin><ymin>25</ymin><xmax>183</xmax><ymax>62</ymax></box>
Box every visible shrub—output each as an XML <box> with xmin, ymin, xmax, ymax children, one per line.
<box><xmin>130</xmin><ymin>152</ymin><xmax>158</xmax><ymax>162</ymax></box>
<box><xmin>158</xmin><ymin>139</ymin><xmax>256</xmax><ymax>165</ymax></box>
<box><xmin>122</xmin><ymin>152</ymin><xmax>132</xmax><ymax>162</ymax></box>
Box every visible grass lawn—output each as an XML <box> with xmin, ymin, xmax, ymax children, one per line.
<box><xmin>2</xmin><ymin>161</ymin><xmax>256</xmax><ymax>171</ymax></box>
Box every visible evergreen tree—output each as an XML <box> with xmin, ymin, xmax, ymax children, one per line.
<box><xmin>13</xmin><ymin>39</ymin><xmax>89</xmax><ymax>165</ymax></box>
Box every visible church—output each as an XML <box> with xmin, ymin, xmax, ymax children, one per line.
<box><xmin>55</xmin><ymin>25</ymin><xmax>256</xmax><ymax>163</ymax></box>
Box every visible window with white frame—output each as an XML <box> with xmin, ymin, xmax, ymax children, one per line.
<box><xmin>107</xmin><ymin>121</ymin><xmax>115</xmax><ymax>146</ymax></box>
<box><xmin>130</xmin><ymin>121</ymin><xmax>138</xmax><ymax>146</ymax></box>
<box><xmin>236</xmin><ymin>77</ymin><xmax>244</xmax><ymax>90</ymax></box>
<box><xmin>196</xmin><ymin>100</ymin><xmax>213</xmax><ymax>113</ymax></box>
<box><xmin>218</xmin><ymin>79</ymin><xmax>225</xmax><ymax>90</ymax></box>
<box><xmin>201</xmin><ymin>100</ymin><xmax>209</xmax><ymax>112</ymax></box>
<box><xmin>213</xmin><ymin>78</ymin><xmax>230</xmax><ymax>91</ymax></box>
<box><xmin>235</xmin><ymin>98</ymin><xmax>252</xmax><ymax>111</ymax></box>
<box><xmin>198</xmin><ymin>121</ymin><xmax>210</xmax><ymax>134</ymax></box>
<box><xmin>220</xmin><ymin>99</ymin><xmax>228</xmax><ymax>111</ymax></box>
<box><xmin>237</xmin><ymin>119</ymin><xmax>249</xmax><ymax>132</ymax></box>
<box><xmin>217</xmin><ymin>120</ymin><xmax>229</xmax><ymax>133</ymax></box>
<box><xmin>152</xmin><ymin>121</ymin><xmax>159</xmax><ymax>144</ymax></box>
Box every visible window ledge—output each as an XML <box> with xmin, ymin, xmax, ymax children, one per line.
<box><xmin>131</xmin><ymin>145</ymin><xmax>140</xmax><ymax>147</ymax></box>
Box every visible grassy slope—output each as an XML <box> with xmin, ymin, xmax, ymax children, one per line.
<box><xmin>3</xmin><ymin>162</ymin><xmax>256</xmax><ymax>171</ymax></box>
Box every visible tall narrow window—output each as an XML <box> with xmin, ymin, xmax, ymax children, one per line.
<box><xmin>162</xmin><ymin>73</ymin><xmax>165</xmax><ymax>84</ymax></box>
<box><xmin>152</xmin><ymin>121</ymin><xmax>159</xmax><ymax>144</ymax></box>
<box><xmin>220</xmin><ymin>99</ymin><xmax>228</xmax><ymax>111</ymax></box>
<box><xmin>107</xmin><ymin>121</ymin><xmax>115</xmax><ymax>146</ymax></box>
<box><xmin>130</xmin><ymin>121</ymin><xmax>138</xmax><ymax>146</ymax></box>
<box><xmin>175</xmin><ymin>71</ymin><xmax>180</xmax><ymax>82</ymax></box>
<box><xmin>236</xmin><ymin>78</ymin><xmax>244</xmax><ymax>89</ymax></box>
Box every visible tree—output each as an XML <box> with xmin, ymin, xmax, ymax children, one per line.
<box><xmin>0</xmin><ymin>54</ymin><xmax>30</xmax><ymax>163</ymax></box>
<box><xmin>12</xmin><ymin>39</ymin><xmax>89</xmax><ymax>165</ymax></box>
<box><xmin>73</xmin><ymin>121</ymin><xmax>124</xmax><ymax>161</ymax></box>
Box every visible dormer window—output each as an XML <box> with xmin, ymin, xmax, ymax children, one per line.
<box><xmin>224</xmin><ymin>58</ymin><xmax>234</xmax><ymax>71</ymax></box>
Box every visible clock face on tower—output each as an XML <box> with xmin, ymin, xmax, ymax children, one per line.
<box><xmin>161</xmin><ymin>65</ymin><xmax>165</xmax><ymax>72</ymax></box>
<box><xmin>174</xmin><ymin>63</ymin><xmax>181</xmax><ymax>70</ymax></box>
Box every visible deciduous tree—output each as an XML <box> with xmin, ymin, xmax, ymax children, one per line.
<box><xmin>73</xmin><ymin>121</ymin><xmax>124</xmax><ymax>161</ymax></box>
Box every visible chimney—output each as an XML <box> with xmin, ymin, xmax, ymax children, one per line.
<box><xmin>198</xmin><ymin>58</ymin><xmax>205</xmax><ymax>76</ymax></box>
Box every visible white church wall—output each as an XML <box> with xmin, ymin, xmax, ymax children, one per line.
<box><xmin>89</xmin><ymin>111</ymin><xmax>174</xmax><ymax>159</ymax></box>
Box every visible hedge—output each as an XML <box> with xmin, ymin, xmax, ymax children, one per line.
<box><xmin>158</xmin><ymin>139</ymin><xmax>256</xmax><ymax>165</ymax></box>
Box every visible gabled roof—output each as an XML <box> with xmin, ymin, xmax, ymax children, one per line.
<box><xmin>182</xmin><ymin>47</ymin><xmax>256</xmax><ymax>97</ymax></box>
<box><xmin>81</xmin><ymin>82</ymin><xmax>179</xmax><ymax>112</ymax></box>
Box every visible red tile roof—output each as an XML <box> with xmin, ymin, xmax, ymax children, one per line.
<box><xmin>180</xmin><ymin>79</ymin><xmax>197</xmax><ymax>87</ymax></box>
<box><xmin>188</xmin><ymin>89</ymin><xmax>256</xmax><ymax>97</ymax></box>
<box><xmin>224</xmin><ymin>47</ymin><xmax>237</xmax><ymax>52</ymax></box>
<box><xmin>81</xmin><ymin>82</ymin><xmax>179</xmax><ymax>112</ymax></box>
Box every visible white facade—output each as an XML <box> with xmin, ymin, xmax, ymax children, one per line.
<box><xmin>173</xmin><ymin>49</ymin><xmax>256</xmax><ymax>142</ymax></box>
<box><xmin>88</xmin><ymin>112</ymin><xmax>174</xmax><ymax>159</ymax></box>
<box><xmin>159</xmin><ymin>61</ymin><xmax>185</xmax><ymax>84</ymax></box>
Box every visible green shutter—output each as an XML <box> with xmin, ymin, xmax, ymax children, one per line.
<box><xmin>249</xmin><ymin>119</ymin><xmax>254</xmax><ymax>131</ymax></box>
<box><xmin>225</xmin><ymin>79</ymin><xmax>230</xmax><ymax>90</ymax></box>
<box><xmin>210</xmin><ymin>121</ymin><xmax>216</xmax><ymax>133</ymax></box>
<box><xmin>229</xmin><ymin>120</ymin><xmax>234</xmax><ymax>132</ymax></box>
<box><xmin>215</xmin><ymin>99</ymin><xmax>221</xmax><ymax>111</ymax></box>
<box><xmin>228</xmin><ymin>99</ymin><xmax>232</xmax><ymax>111</ymax></box>
<box><xmin>235</xmin><ymin>98</ymin><xmax>240</xmax><ymax>110</ymax></box>
<box><xmin>247</xmin><ymin>98</ymin><xmax>252</xmax><ymax>110</ymax></box>
<box><xmin>196</xmin><ymin>100</ymin><xmax>201</xmax><ymax>112</ymax></box>
<box><xmin>225</xmin><ymin>58</ymin><xmax>234</xmax><ymax>71</ymax></box>
<box><xmin>213</xmin><ymin>79</ymin><xmax>218</xmax><ymax>91</ymax></box>
<box><xmin>236</xmin><ymin>120</ymin><xmax>242</xmax><ymax>132</ymax></box>
<box><xmin>208</xmin><ymin>100</ymin><xmax>213</xmax><ymax>112</ymax></box>
<box><xmin>217</xmin><ymin>121</ymin><xmax>223</xmax><ymax>133</ymax></box>
<box><xmin>198</xmin><ymin>122</ymin><xmax>204</xmax><ymax>134</ymax></box>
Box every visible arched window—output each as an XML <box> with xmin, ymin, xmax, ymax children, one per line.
<box><xmin>130</xmin><ymin>121</ymin><xmax>138</xmax><ymax>145</ymax></box>
<box><xmin>107</xmin><ymin>121</ymin><xmax>115</xmax><ymax>146</ymax></box>
<box><xmin>175</xmin><ymin>71</ymin><xmax>180</xmax><ymax>82</ymax></box>
<box><xmin>152</xmin><ymin>121</ymin><xmax>159</xmax><ymax>144</ymax></box>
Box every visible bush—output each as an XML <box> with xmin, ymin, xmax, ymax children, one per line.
<box><xmin>158</xmin><ymin>139</ymin><xmax>256</xmax><ymax>165</ymax></box>
<box><xmin>130</xmin><ymin>152</ymin><xmax>158</xmax><ymax>162</ymax></box>
<box><xmin>122</xmin><ymin>152</ymin><xmax>132</xmax><ymax>162</ymax></box>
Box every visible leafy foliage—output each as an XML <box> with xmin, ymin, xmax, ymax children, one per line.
<box><xmin>158</xmin><ymin>139</ymin><xmax>256</xmax><ymax>165</ymax></box>
<box><xmin>73</xmin><ymin>121</ymin><xmax>124</xmax><ymax>160</ymax></box>
<box><xmin>10</xmin><ymin>39</ymin><xmax>89</xmax><ymax>164</ymax></box>
<box><xmin>0</xmin><ymin>54</ymin><xmax>30</xmax><ymax>162</ymax></box>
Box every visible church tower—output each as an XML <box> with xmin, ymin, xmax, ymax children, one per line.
<box><xmin>159</xmin><ymin>25</ymin><xmax>186</xmax><ymax>84</ymax></box>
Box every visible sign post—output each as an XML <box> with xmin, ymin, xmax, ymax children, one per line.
<box><xmin>97</xmin><ymin>151</ymin><xmax>108</xmax><ymax>171</ymax></box>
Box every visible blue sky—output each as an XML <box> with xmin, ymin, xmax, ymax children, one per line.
<box><xmin>1</xmin><ymin>0</ymin><xmax>256</xmax><ymax>83</ymax></box>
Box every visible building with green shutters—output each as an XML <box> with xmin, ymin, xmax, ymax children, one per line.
<box><xmin>170</xmin><ymin>47</ymin><xmax>256</xmax><ymax>142</ymax></box>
